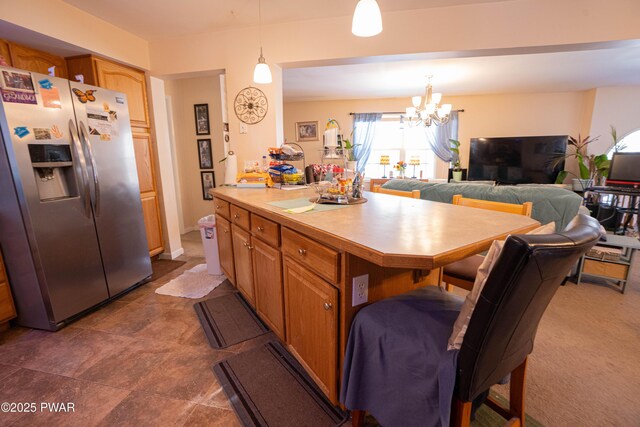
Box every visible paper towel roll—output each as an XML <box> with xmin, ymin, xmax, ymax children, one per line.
<box><xmin>324</xmin><ymin>128</ymin><xmax>338</xmax><ymax>147</ymax></box>
<box><xmin>224</xmin><ymin>153</ymin><xmax>238</xmax><ymax>186</ymax></box>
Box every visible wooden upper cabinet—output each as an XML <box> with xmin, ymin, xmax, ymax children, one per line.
<box><xmin>0</xmin><ymin>40</ymin><xmax>12</xmax><ymax>66</ymax></box>
<box><xmin>94</xmin><ymin>59</ymin><xmax>149</xmax><ymax>127</ymax></box>
<box><xmin>9</xmin><ymin>43</ymin><xmax>68</xmax><ymax>78</ymax></box>
<box><xmin>67</xmin><ymin>56</ymin><xmax>150</xmax><ymax>128</ymax></box>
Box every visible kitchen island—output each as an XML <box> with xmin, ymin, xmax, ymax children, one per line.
<box><xmin>210</xmin><ymin>187</ymin><xmax>539</xmax><ymax>404</ymax></box>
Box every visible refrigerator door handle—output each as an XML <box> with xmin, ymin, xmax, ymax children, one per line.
<box><xmin>78</xmin><ymin>121</ymin><xmax>101</xmax><ymax>217</ymax></box>
<box><xmin>69</xmin><ymin>120</ymin><xmax>92</xmax><ymax>218</ymax></box>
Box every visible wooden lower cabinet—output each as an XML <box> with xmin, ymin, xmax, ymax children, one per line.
<box><xmin>215</xmin><ymin>215</ymin><xmax>235</xmax><ymax>285</ymax></box>
<box><xmin>140</xmin><ymin>195</ymin><xmax>163</xmax><ymax>256</ymax></box>
<box><xmin>283</xmin><ymin>258</ymin><xmax>338</xmax><ymax>401</ymax></box>
<box><xmin>0</xmin><ymin>253</ymin><xmax>17</xmax><ymax>326</ymax></box>
<box><xmin>231</xmin><ymin>225</ymin><xmax>255</xmax><ymax>305</ymax></box>
<box><xmin>252</xmin><ymin>238</ymin><xmax>285</xmax><ymax>340</ymax></box>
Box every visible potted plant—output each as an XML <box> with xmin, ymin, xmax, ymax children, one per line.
<box><xmin>554</xmin><ymin>134</ymin><xmax>610</xmax><ymax>191</ymax></box>
<box><xmin>449</xmin><ymin>139</ymin><xmax>463</xmax><ymax>181</ymax></box>
<box><xmin>343</xmin><ymin>138</ymin><xmax>360</xmax><ymax>172</ymax></box>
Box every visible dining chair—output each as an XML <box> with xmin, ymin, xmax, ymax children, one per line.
<box><xmin>443</xmin><ymin>194</ymin><xmax>534</xmax><ymax>291</ymax></box>
<box><xmin>343</xmin><ymin>214</ymin><xmax>601</xmax><ymax>427</ymax></box>
<box><xmin>372</xmin><ymin>186</ymin><xmax>421</xmax><ymax>199</ymax></box>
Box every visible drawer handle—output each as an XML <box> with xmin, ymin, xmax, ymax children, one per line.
<box><xmin>234</xmin><ymin>214</ymin><xmax>240</xmax><ymax>219</ymax></box>
<box><xmin>324</xmin><ymin>302</ymin><xmax>332</xmax><ymax>311</ymax></box>
<box><xmin>257</xmin><ymin>226</ymin><xmax>265</xmax><ymax>232</ymax></box>
<box><xmin>298</xmin><ymin>248</ymin><xmax>307</xmax><ymax>256</ymax></box>
<box><xmin>243</xmin><ymin>242</ymin><xmax>253</xmax><ymax>250</ymax></box>
<box><xmin>223</xmin><ymin>229</ymin><xmax>228</xmax><ymax>234</ymax></box>
<box><xmin>215</xmin><ymin>204</ymin><xmax>221</xmax><ymax>209</ymax></box>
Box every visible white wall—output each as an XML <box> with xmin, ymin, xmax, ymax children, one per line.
<box><xmin>0</xmin><ymin>0</ymin><xmax>150</xmax><ymax>69</ymax></box>
<box><xmin>589</xmin><ymin>86</ymin><xmax>640</xmax><ymax>154</ymax></box>
<box><xmin>145</xmin><ymin>0</ymin><xmax>640</xmax><ymax>177</ymax></box>
<box><xmin>148</xmin><ymin>77</ymin><xmax>183</xmax><ymax>258</ymax></box>
<box><xmin>164</xmin><ymin>74</ymin><xmax>225</xmax><ymax>231</ymax></box>
<box><xmin>284</xmin><ymin>91</ymin><xmax>590</xmax><ymax>178</ymax></box>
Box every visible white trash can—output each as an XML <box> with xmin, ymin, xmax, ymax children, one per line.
<box><xmin>198</xmin><ymin>215</ymin><xmax>222</xmax><ymax>275</ymax></box>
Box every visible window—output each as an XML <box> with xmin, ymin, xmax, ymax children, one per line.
<box><xmin>363</xmin><ymin>115</ymin><xmax>436</xmax><ymax>179</ymax></box>
<box><xmin>607</xmin><ymin>129</ymin><xmax>640</xmax><ymax>158</ymax></box>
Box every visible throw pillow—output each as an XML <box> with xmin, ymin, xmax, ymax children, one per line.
<box><xmin>447</xmin><ymin>221</ymin><xmax>556</xmax><ymax>350</ymax></box>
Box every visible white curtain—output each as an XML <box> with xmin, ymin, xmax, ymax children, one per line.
<box><xmin>425</xmin><ymin>111</ymin><xmax>459</xmax><ymax>163</ymax></box>
<box><xmin>352</xmin><ymin>113</ymin><xmax>383</xmax><ymax>173</ymax></box>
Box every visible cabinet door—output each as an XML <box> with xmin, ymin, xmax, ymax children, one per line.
<box><xmin>0</xmin><ymin>253</ymin><xmax>16</xmax><ymax>323</ymax></box>
<box><xmin>94</xmin><ymin>59</ymin><xmax>149</xmax><ymax>127</ymax></box>
<box><xmin>215</xmin><ymin>215</ymin><xmax>235</xmax><ymax>285</ymax></box>
<box><xmin>9</xmin><ymin>43</ymin><xmax>68</xmax><ymax>78</ymax></box>
<box><xmin>132</xmin><ymin>133</ymin><xmax>156</xmax><ymax>193</ymax></box>
<box><xmin>140</xmin><ymin>195</ymin><xmax>163</xmax><ymax>256</ymax></box>
<box><xmin>0</xmin><ymin>39</ymin><xmax>12</xmax><ymax>66</ymax></box>
<box><xmin>232</xmin><ymin>225</ymin><xmax>254</xmax><ymax>304</ymax></box>
<box><xmin>283</xmin><ymin>259</ymin><xmax>338</xmax><ymax>401</ymax></box>
<box><xmin>252</xmin><ymin>238</ymin><xmax>285</xmax><ymax>340</ymax></box>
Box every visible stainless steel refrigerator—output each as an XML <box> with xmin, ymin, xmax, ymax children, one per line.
<box><xmin>0</xmin><ymin>66</ymin><xmax>152</xmax><ymax>330</ymax></box>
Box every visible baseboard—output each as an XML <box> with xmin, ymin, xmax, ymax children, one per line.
<box><xmin>182</xmin><ymin>226</ymin><xmax>197</xmax><ymax>234</ymax></box>
<box><xmin>159</xmin><ymin>247</ymin><xmax>185</xmax><ymax>260</ymax></box>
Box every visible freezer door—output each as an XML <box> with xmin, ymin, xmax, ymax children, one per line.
<box><xmin>69</xmin><ymin>81</ymin><xmax>151</xmax><ymax>295</ymax></box>
<box><xmin>0</xmin><ymin>67</ymin><xmax>109</xmax><ymax>326</ymax></box>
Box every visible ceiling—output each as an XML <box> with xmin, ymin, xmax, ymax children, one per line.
<box><xmin>61</xmin><ymin>0</ymin><xmax>510</xmax><ymax>41</ymax></box>
<box><xmin>283</xmin><ymin>45</ymin><xmax>640</xmax><ymax>101</ymax></box>
<box><xmin>55</xmin><ymin>1</ymin><xmax>640</xmax><ymax>102</ymax></box>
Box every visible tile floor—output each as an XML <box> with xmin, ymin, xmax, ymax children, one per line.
<box><xmin>0</xmin><ymin>231</ymin><xmax>252</xmax><ymax>427</ymax></box>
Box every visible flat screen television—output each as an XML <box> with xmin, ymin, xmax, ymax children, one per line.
<box><xmin>468</xmin><ymin>136</ymin><xmax>567</xmax><ymax>184</ymax></box>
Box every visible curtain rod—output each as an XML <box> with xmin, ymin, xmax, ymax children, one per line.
<box><xmin>349</xmin><ymin>109</ymin><xmax>464</xmax><ymax>115</ymax></box>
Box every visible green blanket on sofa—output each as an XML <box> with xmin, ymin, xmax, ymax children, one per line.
<box><xmin>381</xmin><ymin>181</ymin><xmax>583</xmax><ymax>231</ymax></box>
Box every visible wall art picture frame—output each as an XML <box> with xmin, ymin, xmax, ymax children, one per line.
<box><xmin>194</xmin><ymin>103</ymin><xmax>210</xmax><ymax>135</ymax></box>
<box><xmin>296</xmin><ymin>121</ymin><xmax>318</xmax><ymax>142</ymax></box>
<box><xmin>201</xmin><ymin>171</ymin><xmax>215</xmax><ymax>200</ymax></box>
<box><xmin>197</xmin><ymin>138</ymin><xmax>213</xmax><ymax>169</ymax></box>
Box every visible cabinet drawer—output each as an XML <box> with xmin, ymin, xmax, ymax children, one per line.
<box><xmin>282</xmin><ymin>228</ymin><xmax>339</xmax><ymax>284</ymax></box>
<box><xmin>583</xmin><ymin>259</ymin><xmax>628</xmax><ymax>280</ymax></box>
<box><xmin>213</xmin><ymin>198</ymin><xmax>230</xmax><ymax>220</ymax></box>
<box><xmin>230</xmin><ymin>205</ymin><xmax>250</xmax><ymax>230</ymax></box>
<box><xmin>0</xmin><ymin>282</ymin><xmax>16</xmax><ymax>322</ymax></box>
<box><xmin>251</xmin><ymin>214</ymin><xmax>279</xmax><ymax>247</ymax></box>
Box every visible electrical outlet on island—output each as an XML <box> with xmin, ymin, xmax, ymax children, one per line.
<box><xmin>352</xmin><ymin>274</ymin><xmax>369</xmax><ymax>306</ymax></box>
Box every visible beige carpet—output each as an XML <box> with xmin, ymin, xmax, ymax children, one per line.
<box><xmin>490</xmin><ymin>252</ymin><xmax>640</xmax><ymax>426</ymax></box>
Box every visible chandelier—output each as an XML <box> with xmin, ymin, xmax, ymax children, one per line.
<box><xmin>405</xmin><ymin>75</ymin><xmax>452</xmax><ymax>126</ymax></box>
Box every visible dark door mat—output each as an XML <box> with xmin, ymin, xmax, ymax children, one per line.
<box><xmin>151</xmin><ymin>259</ymin><xmax>186</xmax><ymax>281</ymax></box>
<box><xmin>194</xmin><ymin>292</ymin><xmax>269</xmax><ymax>349</ymax></box>
<box><xmin>213</xmin><ymin>341</ymin><xmax>348</xmax><ymax>427</ymax></box>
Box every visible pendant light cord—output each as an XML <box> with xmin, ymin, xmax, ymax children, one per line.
<box><xmin>258</xmin><ymin>0</ymin><xmax>263</xmax><ymax>50</ymax></box>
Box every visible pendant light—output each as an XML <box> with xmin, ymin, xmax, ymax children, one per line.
<box><xmin>253</xmin><ymin>0</ymin><xmax>272</xmax><ymax>84</ymax></box>
<box><xmin>352</xmin><ymin>0</ymin><xmax>383</xmax><ymax>37</ymax></box>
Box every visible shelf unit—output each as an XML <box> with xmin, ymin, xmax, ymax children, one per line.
<box><xmin>268</xmin><ymin>143</ymin><xmax>306</xmax><ymax>189</ymax></box>
<box><xmin>576</xmin><ymin>234</ymin><xmax>640</xmax><ymax>293</ymax></box>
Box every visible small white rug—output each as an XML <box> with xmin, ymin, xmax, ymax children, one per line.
<box><xmin>155</xmin><ymin>264</ymin><xmax>226</xmax><ymax>299</ymax></box>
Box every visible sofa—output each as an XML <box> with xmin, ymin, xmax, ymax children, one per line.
<box><xmin>380</xmin><ymin>180</ymin><xmax>584</xmax><ymax>231</ymax></box>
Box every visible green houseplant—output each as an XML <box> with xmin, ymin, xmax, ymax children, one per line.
<box><xmin>449</xmin><ymin>139</ymin><xmax>462</xmax><ymax>181</ymax></box>
<box><xmin>343</xmin><ymin>138</ymin><xmax>360</xmax><ymax>171</ymax></box>
<box><xmin>554</xmin><ymin>134</ymin><xmax>610</xmax><ymax>190</ymax></box>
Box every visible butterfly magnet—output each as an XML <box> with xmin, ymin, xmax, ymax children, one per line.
<box><xmin>72</xmin><ymin>88</ymin><xmax>97</xmax><ymax>103</ymax></box>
